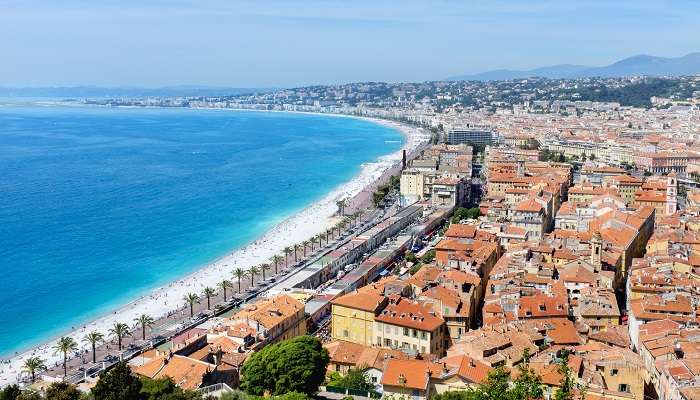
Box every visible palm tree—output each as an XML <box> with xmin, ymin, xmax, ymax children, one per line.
<box><xmin>134</xmin><ymin>314</ymin><xmax>154</xmax><ymax>340</ymax></box>
<box><xmin>261</xmin><ymin>263</ymin><xmax>271</xmax><ymax>280</ymax></box>
<box><xmin>271</xmin><ymin>255</ymin><xmax>283</xmax><ymax>274</ymax></box>
<box><xmin>336</xmin><ymin>199</ymin><xmax>347</xmax><ymax>215</ymax></box>
<box><xmin>218</xmin><ymin>279</ymin><xmax>233</xmax><ymax>302</ymax></box>
<box><xmin>319</xmin><ymin>233</ymin><xmax>327</xmax><ymax>247</ymax></box>
<box><xmin>109</xmin><ymin>322</ymin><xmax>131</xmax><ymax>351</ymax></box>
<box><xmin>334</xmin><ymin>222</ymin><xmax>342</xmax><ymax>237</ymax></box>
<box><xmin>203</xmin><ymin>286</ymin><xmax>216</xmax><ymax>310</ymax></box>
<box><xmin>53</xmin><ymin>337</ymin><xmax>77</xmax><ymax>377</ymax></box>
<box><xmin>233</xmin><ymin>268</ymin><xmax>247</xmax><ymax>293</ymax></box>
<box><xmin>82</xmin><ymin>331</ymin><xmax>104</xmax><ymax>364</ymax></box>
<box><xmin>283</xmin><ymin>246</ymin><xmax>292</xmax><ymax>266</ymax></box>
<box><xmin>248</xmin><ymin>265</ymin><xmax>261</xmax><ymax>286</ymax></box>
<box><xmin>326</xmin><ymin>229</ymin><xmax>332</xmax><ymax>243</ymax></box>
<box><xmin>183</xmin><ymin>293</ymin><xmax>200</xmax><ymax>318</ymax></box>
<box><xmin>22</xmin><ymin>356</ymin><xmax>46</xmax><ymax>383</ymax></box>
<box><xmin>293</xmin><ymin>243</ymin><xmax>301</xmax><ymax>261</ymax></box>
<box><xmin>353</xmin><ymin>211</ymin><xmax>362</xmax><ymax>225</ymax></box>
<box><xmin>302</xmin><ymin>240</ymin><xmax>310</xmax><ymax>257</ymax></box>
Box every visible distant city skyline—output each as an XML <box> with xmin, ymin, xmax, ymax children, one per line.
<box><xmin>2</xmin><ymin>0</ymin><xmax>700</xmax><ymax>88</ymax></box>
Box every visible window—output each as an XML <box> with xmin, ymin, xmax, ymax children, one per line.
<box><xmin>611</xmin><ymin>369</ymin><xmax>618</xmax><ymax>376</ymax></box>
<box><xmin>421</xmin><ymin>331</ymin><xmax>427</xmax><ymax>340</ymax></box>
<box><xmin>371</xmin><ymin>376</ymin><xmax>377</xmax><ymax>383</ymax></box>
<box><xmin>336</xmin><ymin>365</ymin><xmax>340</xmax><ymax>372</ymax></box>
<box><xmin>377</xmin><ymin>336</ymin><xmax>381</xmax><ymax>345</ymax></box>
<box><xmin>412</xmin><ymin>329</ymin><xmax>418</xmax><ymax>338</ymax></box>
<box><xmin>343</xmin><ymin>330</ymin><xmax>349</xmax><ymax>337</ymax></box>
<box><xmin>385</xmin><ymin>325</ymin><xmax>390</xmax><ymax>333</ymax></box>
<box><xmin>403</xmin><ymin>327</ymin><xmax>410</xmax><ymax>336</ymax></box>
<box><xmin>385</xmin><ymin>338</ymin><xmax>392</xmax><ymax>346</ymax></box>
<box><xmin>618</xmin><ymin>384</ymin><xmax>629</xmax><ymax>393</ymax></box>
<box><xmin>421</xmin><ymin>346</ymin><xmax>426</xmax><ymax>353</ymax></box>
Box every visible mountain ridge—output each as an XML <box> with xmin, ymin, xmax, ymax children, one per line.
<box><xmin>448</xmin><ymin>52</ymin><xmax>700</xmax><ymax>81</ymax></box>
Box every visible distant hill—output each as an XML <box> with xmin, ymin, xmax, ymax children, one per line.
<box><xmin>448</xmin><ymin>52</ymin><xmax>700</xmax><ymax>81</ymax></box>
<box><xmin>0</xmin><ymin>86</ymin><xmax>274</xmax><ymax>98</ymax></box>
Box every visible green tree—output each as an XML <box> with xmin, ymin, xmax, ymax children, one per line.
<box><xmin>405</xmin><ymin>251</ymin><xmax>417</xmax><ymax>263</ymax></box>
<box><xmin>432</xmin><ymin>390</ymin><xmax>479</xmax><ymax>400</ymax></box>
<box><xmin>16</xmin><ymin>393</ymin><xmax>41</xmax><ymax>400</ymax></box>
<box><xmin>283</xmin><ymin>247</ymin><xmax>293</xmax><ymax>266</ymax></box>
<box><xmin>83</xmin><ymin>331</ymin><xmax>104</xmax><ymax>364</ymax></box>
<box><xmin>219</xmin><ymin>390</ymin><xmax>248</xmax><ymax>400</ymax></box>
<box><xmin>511</xmin><ymin>348</ymin><xmax>543</xmax><ymax>400</ymax></box>
<box><xmin>140</xmin><ymin>377</ymin><xmax>202</xmax><ymax>400</ymax></box>
<box><xmin>336</xmin><ymin>199</ymin><xmax>347</xmax><ymax>215</ymax></box>
<box><xmin>293</xmin><ymin>243</ymin><xmax>301</xmax><ymax>261</ymax></box>
<box><xmin>271</xmin><ymin>393</ymin><xmax>308</xmax><ymax>400</ymax></box>
<box><xmin>53</xmin><ymin>336</ymin><xmax>78</xmax><ymax>377</ymax></box>
<box><xmin>327</xmin><ymin>365</ymin><xmax>374</xmax><ymax>391</ymax></box>
<box><xmin>248</xmin><ymin>265</ymin><xmax>260</xmax><ymax>286</ymax></box>
<box><xmin>240</xmin><ymin>336</ymin><xmax>329</xmax><ymax>396</ymax></box>
<box><xmin>554</xmin><ymin>351</ymin><xmax>575</xmax><ymax>400</ymax></box>
<box><xmin>183</xmin><ymin>293</ymin><xmax>200</xmax><ymax>318</ymax></box>
<box><xmin>302</xmin><ymin>240</ymin><xmax>310</xmax><ymax>257</ymax></box>
<box><xmin>22</xmin><ymin>356</ymin><xmax>46</xmax><ymax>383</ymax></box>
<box><xmin>479</xmin><ymin>366</ymin><xmax>511</xmax><ymax>400</ymax></box>
<box><xmin>0</xmin><ymin>385</ymin><xmax>21</xmax><ymax>400</ymax></box>
<box><xmin>109</xmin><ymin>322</ymin><xmax>131</xmax><ymax>351</ymax></box>
<box><xmin>421</xmin><ymin>249</ymin><xmax>436</xmax><ymax>263</ymax></box>
<box><xmin>92</xmin><ymin>361</ymin><xmax>142</xmax><ymax>400</ymax></box>
<box><xmin>219</xmin><ymin>279</ymin><xmax>233</xmax><ymax>302</ymax></box>
<box><xmin>233</xmin><ymin>268</ymin><xmax>247</xmax><ymax>292</ymax></box>
<box><xmin>45</xmin><ymin>382</ymin><xmax>81</xmax><ymax>400</ymax></box>
<box><xmin>272</xmin><ymin>255</ymin><xmax>283</xmax><ymax>274</ymax></box>
<box><xmin>202</xmin><ymin>287</ymin><xmax>216</xmax><ymax>310</ymax></box>
<box><xmin>261</xmin><ymin>263</ymin><xmax>271</xmax><ymax>281</ymax></box>
<box><xmin>134</xmin><ymin>314</ymin><xmax>155</xmax><ymax>341</ymax></box>
<box><xmin>451</xmin><ymin>207</ymin><xmax>481</xmax><ymax>223</ymax></box>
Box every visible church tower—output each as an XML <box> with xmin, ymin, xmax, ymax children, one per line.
<box><xmin>667</xmin><ymin>172</ymin><xmax>677</xmax><ymax>215</ymax></box>
<box><xmin>591</xmin><ymin>231</ymin><xmax>603</xmax><ymax>273</ymax></box>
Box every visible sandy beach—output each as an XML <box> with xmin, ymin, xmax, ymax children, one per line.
<box><xmin>0</xmin><ymin>114</ymin><xmax>430</xmax><ymax>386</ymax></box>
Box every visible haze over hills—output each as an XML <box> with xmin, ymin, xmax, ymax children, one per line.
<box><xmin>448</xmin><ymin>52</ymin><xmax>700</xmax><ymax>81</ymax></box>
<box><xmin>0</xmin><ymin>86</ymin><xmax>274</xmax><ymax>98</ymax></box>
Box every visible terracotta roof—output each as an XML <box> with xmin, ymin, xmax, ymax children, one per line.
<box><xmin>133</xmin><ymin>355</ymin><xmax>213</xmax><ymax>390</ymax></box>
<box><xmin>441</xmin><ymin>355</ymin><xmax>492</xmax><ymax>383</ymax></box>
<box><xmin>376</xmin><ymin>297</ymin><xmax>444</xmax><ymax>332</ymax></box>
<box><xmin>332</xmin><ymin>288</ymin><xmax>387</xmax><ymax>313</ymax></box>
<box><xmin>381</xmin><ymin>359</ymin><xmax>443</xmax><ymax>390</ymax></box>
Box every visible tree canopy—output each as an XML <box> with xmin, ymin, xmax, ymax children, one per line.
<box><xmin>432</xmin><ymin>350</ymin><xmax>544</xmax><ymax>400</ymax></box>
<box><xmin>327</xmin><ymin>365</ymin><xmax>374</xmax><ymax>391</ymax></box>
<box><xmin>240</xmin><ymin>336</ymin><xmax>329</xmax><ymax>396</ymax></box>
<box><xmin>45</xmin><ymin>382</ymin><xmax>82</xmax><ymax>400</ymax></box>
<box><xmin>91</xmin><ymin>361</ymin><xmax>142</xmax><ymax>400</ymax></box>
<box><xmin>451</xmin><ymin>207</ymin><xmax>481</xmax><ymax>223</ymax></box>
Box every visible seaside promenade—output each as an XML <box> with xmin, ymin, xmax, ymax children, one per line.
<box><xmin>1</xmin><ymin>121</ymin><xmax>430</xmax><ymax>387</ymax></box>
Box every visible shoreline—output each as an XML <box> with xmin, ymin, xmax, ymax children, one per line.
<box><xmin>0</xmin><ymin>109</ymin><xmax>430</xmax><ymax>386</ymax></box>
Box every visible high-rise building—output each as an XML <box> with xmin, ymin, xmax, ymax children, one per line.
<box><xmin>447</xmin><ymin>128</ymin><xmax>494</xmax><ymax>146</ymax></box>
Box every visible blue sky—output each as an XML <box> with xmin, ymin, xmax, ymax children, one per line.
<box><xmin>1</xmin><ymin>0</ymin><xmax>699</xmax><ymax>87</ymax></box>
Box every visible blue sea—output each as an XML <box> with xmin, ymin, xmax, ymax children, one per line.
<box><xmin>0</xmin><ymin>105</ymin><xmax>402</xmax><ymax>356</ymax></box>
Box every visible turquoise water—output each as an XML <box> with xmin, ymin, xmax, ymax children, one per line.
<box><xmin>0</xmin><ymin>105</ymin><xmax>402</xmax><ymax>356</ymax></box>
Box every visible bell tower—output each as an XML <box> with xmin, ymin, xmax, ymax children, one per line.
<box><xmin>590</xmin><ymin>231</ymin><xmax>603</xmax><ymax>273</ymax></box>
<box><xmin>666</xmin><ymin>172</ymin><xmax>677</xmax><ymax>215</ymax></box>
